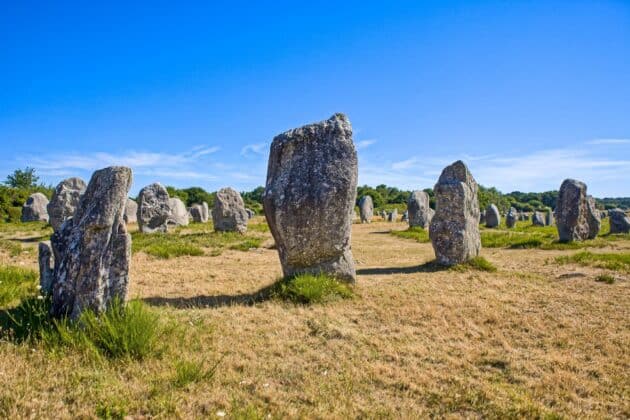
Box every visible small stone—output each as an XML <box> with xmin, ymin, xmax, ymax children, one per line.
<box><xmin>168</xmin><ymin>197</ymin><xmax>189</xmax><ymax>226</ymax></box>
<box><xmin>21</xmin><ymin>192</ymin><xmax>49</xmax><ymax>222</ymax></box>
<box><xmin>609</xmin><ymin>208</ymin><xmax>630</xmax><ymax>234</ymax></box>
<box><xmin>408</xmin><ymin>190</ymin><xmax>431</xmax><ymax>228</ymax></box>
<box><xmin>485</xmin><ymin>204</ymin><xmax>501</xmax><ymax>228</ymax></box>
<box><xmin>387</xmin><ymin>208</ymin><xmax>398</xmax><ymax>222</ymax></box>
<box><xmin>212</xmin><ymin>187</ymin><xmax>248</xmax><ymax>233</ymax></box>
<box><xmin>137</xmin><ymin>183</ymin><xmax>171</xmax><ymax>233</ymax></box>
<box><xmin>556</xmin><ymin>179</ymin><xmax>600</xmax><ymax>242</ymax></box>
<box><xmin>189</xmin><ymin>204</ymin><xmax>205</xmax><ymax>223</ymax></box>
<box><xmin>358</xmin><ymin>196</ymin><xmax>374</xmax><ymax>223</ymax></box>
<box><xmin>532</xmin><ymin>211</ymin><xmax>545</xmax><ymax>226</ymax></box>
<box><xmin>506</xmin><ymin>207</ymin><xmax>518</xmax><ymax>228</ymax></box>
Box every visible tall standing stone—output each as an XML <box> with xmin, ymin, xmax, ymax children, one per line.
<box><xmin>429</xmin><ymin>160</ymin><xmax>481</xmax><ymax>266</ymax></box>
<box><xmin>39</xmin><ymin>166</ymin><xmax>132</xmax><ymax>319</ymax></box>
<box><xmin>532</xmin><ymin>211</ymin><xmax>545</xmax><ymax>226</ymax></box>
<box><xmin>556</xmin><ymin>179</ymin><xmax>601</xmax><ymax>242</ymax></box>
<box><xmin>168</xmin><ymin>197</ymin><xmax>189</xmax><ymax>226</ymax></box>
<box><xmin>545</xmin><ymin>209</ymin><xmax>554</xmax><ymax>226</ymax></box>
<box><xmin>201</xmin><ymin>202</ymin><xmax>209</xmax><ymax>222</ymax></box>
<box><xmin>506</xmin><ymin>207</ymin><xmax>518</xmax><ymax>228</ymax></box>
<box><xmin>189</xmin><ymin>204</ymin><xmax>205</xmax><ymax>223</ymax></box>
<box><xmin>21</xmin><ymin>192</ymin><xmax>50</xmax><ymax>222</ymax></box>
<box><xmin>124</xmin><ymin>198</ymin><xmax>138</xmax><ymax>224</ymax></box>
<box><xmin>137</xmin><ymin>183</ymin><xmax>171</xmax><ymax>233</ymax></box>
<box><xmin>47</xmin><ymin>177</ymin><xmax>87</xmax><ymax>231</ymax></box>
<box><xmin>358</xmin><ymin>196</ymin><xmax>374</xmax><ymax>223</ymax></box>
<box><xmin>212</xmin><ymin>187</ymin><xmax>248</xmax><ymax>233</ymax></box>
<box><xmin>263</xmin><ymin>113</ymin><xmax>357</xmax><ymax>282</ymax></box>
<box><xmin>485</xmin><ymin>204</ymin><xmax>501</xmax><ymax>228</ymax></box>
<box><xmin>408</xmin><ymin>190</ymin><xmax>431</xmax><ymax>228</ymax></box>
<box><xmin>609</xmin><ymin>209</ymin><xmax>630</xmax><ymax>234</ymax></box>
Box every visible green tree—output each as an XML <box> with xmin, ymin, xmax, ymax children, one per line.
<box><xmin>5</xmin><ymin>167</ymin><xmax>39</xmax><ymax>189</ymax></box>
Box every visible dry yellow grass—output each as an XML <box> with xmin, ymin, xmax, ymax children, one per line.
<box><xmin>0</xmin><ymin>219</ymin><xmax>628</xmax><ymax>418</ymax></box>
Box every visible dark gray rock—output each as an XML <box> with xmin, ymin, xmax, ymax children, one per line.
<box><xmin>124</xmin><ymin>198</ymin><xmax>138</xmax><ymax>224</ymax></box>
<box><xmin>556</xmin><ymin>179</ymin><xmax>601</xmax><ymax>242</ymax></box>
<box><xmin>212</xmin><ymin>187</ymin><xmax>248</xmax><ymax>233</ymax></box>
<box><xmin>47</xmin><ymin>178</ymin><xmax>87</xmax><ymax>231</ymax></box>
<box><xmin>137</xmin><ymin>183</ymin><xmax>170</xmax><ymax>233</ymax></box>
<box><xmin>429</xmin><ymin>161</ymin><xmax>481</xmax><ymax>266</ymax></box>
<box><xmin>479</xmin><ymin>210</ymin><xmax>486</xmax><ymax>225</ymax></box>
<box><xmin>401</xmin><ymin>210</ymin><xmax>409</xmax><ymax>222</ymax></box>
<box><xmin>609</xmin><ymin>208</ymin><xmax>630</xmax><ymax>234</ymax></box>
<box><xmin>506</xmin><ymin>207</ymin><xmax>518</xmax><ymax>228</ymax></box>
<box><xmin>408</xmin><ymin>190</ymin><xmax>431</xmax><ymax>228</ymax></box>
<box><xmin>168</xmin><ymin>197</ymin><xmax>189</xmax><ymax>226</ymax></box>
<box><xmin>358</xmin><ymin>196</ymin><xmax>374</xmax><ymax>223</ymax></box>
<box><xmin>245</xmin><ymin>208</ymin><xmax>255</xmax><ymax>219</ymax></box>
<box><xmin>263</xmin><ymin>113</ymin><xmax>357</xmax><ymax>282</ymax></box>
<box><xmin>21</xmin><ymin>192</ymin><xmax>49</xmax><ymax>222</ymax></box>
<box><xmin>40</xmin><ymin>166</ymin><xmax>132</xmax><ymax>319</ymax></box>
<box><xmin>38</xmin><ymin>241</ymin><xmax>54</xmax><ymax>293</ymax></box>
<box><xmin>387</xmin><ymin>208</ymin><xmax>398</xmax><ymax>222</ymax></box>
<box><xmin>485</xmin><ymin>204</ymin><xmax>501</xmax><ymax>228</ymax></box>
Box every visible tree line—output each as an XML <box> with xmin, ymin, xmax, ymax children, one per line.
<box><xmin>1</xmin><ymin>168</ymin><xmax>628</xmax><ymax>222</ymax></box>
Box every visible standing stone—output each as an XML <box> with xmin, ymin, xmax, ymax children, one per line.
<box><xmin>609</xmin><ymin>209</ymin><xmax>630</xmax><ymax>234</ymax></box>
<box><xmin>124</xmin><ymin>198</ymin><xmax>137</xmax><ymax>224</ymax></box>
<box><xmin>532</xmin><ymin>212</ymin><xmax>545</xmax><ymax>226</ymax></box>
<box><xmin>401</xmin><ymin>211</ymin><xmax>409</xmax><ymax>222</ymax></box>
<box><xmin>168</xmin><ymin>197</ymin><xmax>189</xmax><ymax>226</ymax></box>
<box><xmin>519</xmin><ymin>212</ymin><xmax>529</xmax><ymax>221</ymax></box>
<box><xmin>388</xmin><ymin>208</ymin><xmax>398</xmax><ymax>222</ymax></box>
<box><xmin>21</xmin><ymin>192</ymin><xmax>49</xmax><ymax>222</ymax></box>
<box><xmin>429</xmin><ymin>160</ymin><xmax>481</xmax><ymax>266</ymax></box>
<box><xmin>212</xmin><ymin>187</ymin><xmax>248</xmax><ymax>233</ymax></box>
<box><xmin>245</xmin><ymin>208</ymin><xmax>255</xmax><ymax>219</ymax></box>
<box><xmin>137</xmin><ymin>183</ymin><xmax>171</xmax><ymax>233</ymax></box>
<box><xmin>380</xmin><ymin>210</ymin><xmax>387</xmax><ymax>220</ymax></box>
<box><xmin>40</xmin><ymin>167</ymin><xmax>132</xmax><ymax>319</ymax></box>
<box><xmin>189</xmin><ymin>204</ymin><xmax>205</xmax><ymax>223</ymax></box>
<box><xmin>47</xmin><ymin>177</ymin><xmax>87</xmax><ymax>231</ymax></box>
<box><xmin>479</xmin><ymin>210</ymin><xmax>486</xmax><ymax>225</ymax></box>
<box><xmin>201</xmin><ymin>202</ymin><xmax>209</xmax><ymax>222</ymax></box>
<box><xmin>38</xmin><ymin>241</ymin><xmax>54</xmax><ymax>293</ymax></box>
<box><xmin>545</xmin><ymin>209</ymin><xmax>554</xmax><ymax>226</ymax></box>
<box><xmin>427</xmin><ymin>207</ymin><xmax>435</xmax><ymax>226</ymax></box>
<box><xmin>506</xmin><ymin>207</ymin><xmax>518</xmax><ymax>228</ymax></box>
<box><xmin>358</xmin><ymin>196</ymin><xmax>374</xmax><ymax>223</ymax></box>
<box><xmin>263</xmin><ymin>113</ymin><xmax>357</xmax><ymax>282</ymax></box>
<box><xmin>408</xmin><ymin>190</ymin><xmax>431</xmax><ymax>228</ymax></box>
<box><xmin>556</xmin><ymin>179</ymin><xmax>601</xmax><ymax>242</ymax></box>
<box><xmin>485</xmin><ymin>204</ymin><xmax>501</xmax><ymax>228</ymax></box>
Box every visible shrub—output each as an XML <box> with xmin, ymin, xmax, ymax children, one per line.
<box><xmin>272</xmin><ymin>274</ymin><xmax>354</xmax><ymax>304</ymax></box>
<box><xmin>172</xmin><ymin>358</ymin><xmax>220</xmax><ymax>388</ymax></box>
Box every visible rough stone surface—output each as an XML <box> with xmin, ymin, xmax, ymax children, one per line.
<box><xmin>39</xmin><ymin>166</ymin><xmax>132</xmax><ymax>319</ymax></box>
<box><xmin>263</xmin><ymin>113</ymin><xmax>357</xmax><ymax>282</ymax></box>
<box><xmin>479</xmin><ymin>210</ymin><xmax>486</xmax><ymax>225</ymax></box>
<box><xmin>245</xmin><ymin>208</ymin><xmax>255</xmax><ymax>219</ymax></box>
<box><xmin>124</xmin><ymin>199</ymin><xmax>137</xmax><ymax>224</ymax></box>
<box><xmin>429</xmin><ymin>160</ymin><xmax>481</xmax><ymax>266</ymax></box>
<box><xmin>485</xmin><ymin>204</ymin><xmax>501</xmax><ymax>228</ymax></box>
<box><xmin>358</xmin><ymin>196</ymin><xmax>374</xmax><ymax>223</ymax></box>
<box><xmin>168</xmin><ymin>197</ymin><xmax>189</xmax><ymax>226</ymax></box>
<box><xmin>401</xmin><ymin>211</ymin><xmax>409</xmax><ymax>222</ymax></box>
<box><xmin>212</xmin><ymin>187</ymin><xmax>248</xmax><ymax>233</ymax></box>
<box><xmin>387</xmin><ymin>208</ymin><xmax>398</xmax><ymax>222</ymax></box>
<box><xmin>21</xmin><ymin>192</ymin><xmax>50</xmax><ymax>222</ymax></box>
<box><xmin>427</xmin><ymin>207</ymin><xmax>435</xmax><ymax>225</ymax></box>
<box><xmin>408</xmin><ymin>190</ymin><xmax>431</xmax><ymax>228</ymax></box>
<box><xmin>47</xmin><ymin>177</ymin><xmax>87</xmax><ymax>231</ymax></box>
<box><xmin>532</xmin><ymin>211</ymin><xmax>545</xmax><ymax>226</ymax></box>
<box><xmin>609</xmin><ymin>208</ymin><xmax>630</xmax><ymax>234</ymax></box>
<box><xmin>38</xmin><ymin>241</ymin><xmax>54</xmax><ymax>293</ymax></box>
<box><xmin>189</xmin><ymin>204</ymin><xmax>205</xmax><ymax>223</ymax></box>
<box><xmin>506</xmin><ymin>207</ymin><xmax>518</xmax><ymax>228</ymax></box>
<box><xmin>556</xmin><ymin>179</ymin><xmax>601</xmax><ymax>242</ymax></box>
<box><xmin>137</xmin><ymin>183</ymin><xmax>170</xmax><ymax>233</ymax></box>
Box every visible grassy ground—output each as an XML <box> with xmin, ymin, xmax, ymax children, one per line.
<box><xmin>0</xmin><ymin>219</ymin><xmax>628</xmax><ymax>418</ymax></box>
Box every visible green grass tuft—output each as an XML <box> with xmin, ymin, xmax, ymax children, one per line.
<box><xmin>595</xmin><ymin>274</ymin><xmax>615</xmax><ymax>284</ymax></box>
<box><xmin>452</xmin><ymin>257</ymin><xmax>498</xmax><ymax>273</ymax></box>
<box><xmin>0</xmin><ymin>265</ymin><xmax>39</xmax><ymax>308</ymax></box>
<box><xmin>555</xmin><ymin>252</ymin><xmax>630</xmax><ymax>272</ymax></box>
<box><xmin>172</xmin><ymin>358</ymin><xmax>220</xmax><ymax>388</ymax></box>
<box><xmin>390</xmin><ymin>226</ymin><xmax>430</xmax><ymax>243</ymax></box>
<box><xmin>272</xmin><ymin>274</ymin><xmax>354</xmax><ymax>304</ymax></box>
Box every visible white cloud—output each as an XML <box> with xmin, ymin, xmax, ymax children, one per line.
<box><xmin>586</xmin><ymin>138</ymin><xmax>630</xmax><ymax>145</ymax></box>
<box><xmin>391</xmin><ymin>157</ymin><xmax>421</xmax><ymax>170</ymax></box>
<box><xmin>355</xmin><ymin>139</ymin><xmax>376</xmax><ymax>150</ymax></box>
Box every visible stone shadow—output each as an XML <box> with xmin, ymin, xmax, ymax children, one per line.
<box><xmin>141</xmin><ymin>283</ymin><xmax>277</xmax><ymax>309</ymax></box>
<box><xmin>356</xmin><ymin>260</ymin><xmax>447</xmax><ymax>275</ymax></box>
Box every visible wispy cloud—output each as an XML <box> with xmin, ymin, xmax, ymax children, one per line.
<box><xmin>585</xmin><ymin>138</ymin><xmax>630</xmax><ymax>145</ymax></box>
<box><xmin>355</xmin><ymin>139</ymin><xmax>377</xmax><ymax>150</ymax></box>
<box><xmin>241</xmin><ymin>142</ymin><xmax>268</xmax><ymax>156</ymax></box>
<box><xmin>391</xmin><ymin>157</ymin><xmax>421</xmax><ymax>170</ymax></box>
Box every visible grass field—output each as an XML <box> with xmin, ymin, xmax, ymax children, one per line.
<box><xmin>0</xmin><ymin>217</ymin><xmax>628</xmax><ymax>418</ymax></box>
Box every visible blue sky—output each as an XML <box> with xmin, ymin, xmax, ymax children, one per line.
<box><xmin>1</xmin><ymin>1</ymin><xmax>629</xmax><ymax>197</ymax></box>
